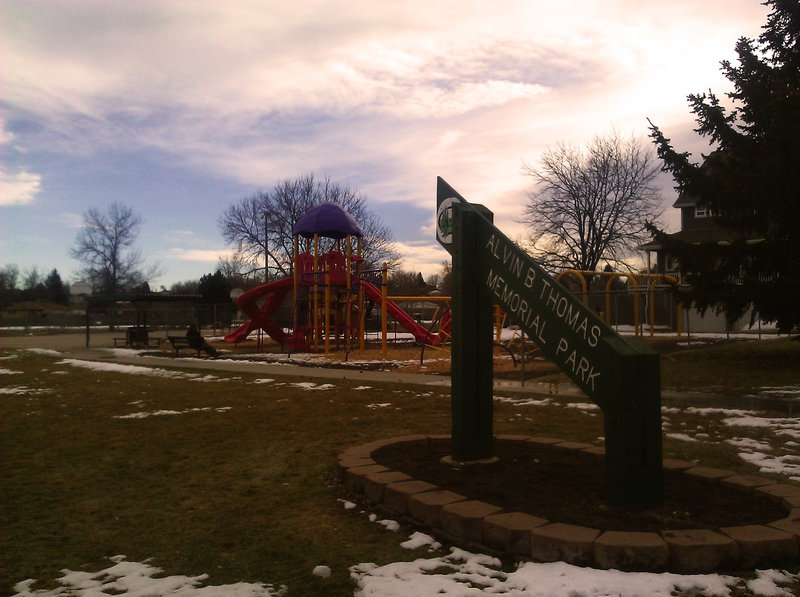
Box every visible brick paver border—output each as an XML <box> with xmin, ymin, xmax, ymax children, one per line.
<box><xmin>337</xmin><ymin>435</ymin><xmax>800</xmax><ymax>573</ymax></box>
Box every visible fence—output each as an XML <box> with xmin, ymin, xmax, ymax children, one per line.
<box><xmin>1</xmin><ymin>302</ymin><xmax>237</xmax><ymax>336</ymax></box>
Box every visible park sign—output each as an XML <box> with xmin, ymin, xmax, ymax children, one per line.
<box><xmin>436</xmin><ymin>178</ymin><xmax>641</xmax><ymax>402</ymax></box>
<box><xmin>436</xmin><ymin>177</ymin><xmax>662</xmax><ymax>508</ymax></box>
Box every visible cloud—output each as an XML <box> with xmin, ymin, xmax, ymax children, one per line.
<box><xmin>0</xmin><ymin>119</ymin><xmax>14</xmax><ymax>145</ymax></box>
<box><xmin>0</xmin><ymin>116</ymin><xmax>42</xmax><ymax>206</ymax></box>
<box><xmin>394</xmin><ymin>240</ymin><xmax>449</xmax><ymax>276</ymax></box>
<box><xmin>61</xmin><ymin>212</ymin><xmax>86</xmax><ymax>229</ymax></box>
<box><xmin>0</xmin><ymin>169</ymin><xmax>42</xmax><ymax>206</ymax></box>
<box><xmin>166</xmin><ymin>248</ymin><xmax>235</xmax><ymax>263</ymax></box>
<box><xmin>2</xmin><ymin>0</ymin><xmax>763</xmax><ymax>208</ymax></box>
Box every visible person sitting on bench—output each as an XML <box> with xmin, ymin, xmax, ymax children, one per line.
<box><xmin>186</xmin><ymin>324</ymin><xmax>220</xmax><ymax>357</ymax></box>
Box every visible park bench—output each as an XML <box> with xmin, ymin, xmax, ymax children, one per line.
<box><xmin>167</xmin><ymin>336</ymin><xmax>205</xmax><ymax>357</ymax></box>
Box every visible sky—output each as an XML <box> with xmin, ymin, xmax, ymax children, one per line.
<box><xmin>0</xmin><ymin>1</ymin><xmax>769</xmax><ymax>289</ymax></box>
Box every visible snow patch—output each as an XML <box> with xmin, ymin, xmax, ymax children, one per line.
<box><xmin>0</xmin><ymin>385</ymin><xmax>49</xmax><ymax>395</ymax></box>
<box><xmin>291</xmin><ymin>382</ymin><xmax>335</xmax><ymax>391</ymax></box>
<box><xmin>494</xmin><ymin>395</ymin><xmax>553</xmax><ymax>407</ymax></box>
<box><xmin>738</xmin><ymin>451</ymin><xmax>800</xmax><ymax>482</ymax></box>
<box><xmin>24</xmin><ymin>348</ymin><xmax>62</xmax><ymax>357</ymax></box>
<box><xmin>350</xmin><ymin>550</ymin><xmax>778</xmax><ymax>597</ymax></box>
<box><xmin>566</xmin><ymin>402</ymin><xmax>600</xmax><ymax>411</ymax></box>
<box><xmin>12</xmin><ymin>555</ymin><xmax>287</xmax><ymax>596</ymax></box>
<box><xmin>56</xmin><ymin>359</ymin><xmax>190</xmax><ymax>379</ymax></box>
<box><xmin>400</xmin><ymin>531</ymin><xmax>441</xmax><ymax>551</ymax></box>
<box><xmin>114</xmin><ymin>407</ymin><xmax>231</xmax><ymax>419</ymax></box>
<box><xmin>666</xmin><ymin>433</ymin><xmax>700</xmax><ymax>443</ymax></box>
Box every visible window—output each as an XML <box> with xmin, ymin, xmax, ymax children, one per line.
<box><xmin>666</xmin><ymin>256</ymin><xmax>680</xmax><ymax>272</ymax></box>
<box><xmin>695</xmin><ymin>206</ymin><xmax>714</xmax><ymax>218</ymax></box>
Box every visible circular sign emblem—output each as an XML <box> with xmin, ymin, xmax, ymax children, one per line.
<box><xmin>436</xmin><ymin>197</ymin><xmax>457</xmax><ymax>245</ymax></box>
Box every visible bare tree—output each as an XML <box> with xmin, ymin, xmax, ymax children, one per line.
<box><xmin>521</xmin><ymin>131</ymin><xmax>662</xmax><ymax>272</ymax></box>
<box><xmin>0</xmin><ymin>264</ymin><xmax>20</xmax><ymax>307</ymax></box>
<box><xmin>22</xmin><ymin>266</ymin><xmax>43</xmax><ymax>292</ymax></box>
<box><xmin>219</xmin><ymin>173</ymin><xmax>399</xmax><ymax>281</ymax></box>
<box><xmin>70</xmin><ymin>203</ymin><xmax>159</xmax><ymax>293</ymax></box>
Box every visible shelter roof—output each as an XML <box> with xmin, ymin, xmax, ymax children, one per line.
<box><xmin>86</xmin><ymin>292</ymin><xmax>202</xmax><ymax>306</ymax></box>
<box><xmin>293</xmin><ymin>202</ymin><xmax>363</xmax><ymax>239</ymax></box>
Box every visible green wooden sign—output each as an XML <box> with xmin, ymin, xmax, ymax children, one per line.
<box><xmin>437</xmin><ymin>177</ymin><xmax>662</xmax><ymax>509</ymax></box>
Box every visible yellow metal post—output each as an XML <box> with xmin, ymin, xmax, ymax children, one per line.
<box><xmin>293</xmin><ymin>236</ymin><xmax>299</xmax><ymax>339</ymax></box>
<box><xmin>313</xmin><ymin>234</ymin><xmax>319</xmax><ymax>351</ymax></box>
<box><xmin>556</xmin><ymin>270</ymin><xmax>588</xmax><ymax>305</ymax></box>
<box><xmin>356</xmin><ymin>237</ymin><xmax>365</xmax><ymax>352</ymax></box>
<box><xmin>324</xmin><ymin>264</ymin><xmax>330</xmax><ymax>354</ymax></box>
<box><xmin>381</xmin><ymin>262</ymin><xmax>388</xmax><ymax>360</ymax></box>
<box><xmin>648</xmin><ymin>279</ymin><xmax>657</xmax><ymax>337</ymax></box>
<box><xmin>346</xmin><ymin>235</ymin><xmax>352</xmax><ymax>347</ymax></box>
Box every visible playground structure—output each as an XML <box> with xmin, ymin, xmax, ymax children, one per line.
<box><xmin>224</xmin><ymin>203</ymin><xmax>452</xmax><ymax>357</ymax></box>
<box><xmin>554</xmin><ymin>270</ymin><xmax>682</xmax><ymax>337</ymax></box>
<box><xmin>223</xmin><ymin>203</ymin><xmax>686</xmax><ymax>359</ymax></box>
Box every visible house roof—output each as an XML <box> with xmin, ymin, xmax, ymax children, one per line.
<box><xmin>672</xmin><ymin>194</ymin><xmax>697</xmax><ymax>208</ymax></box>
<box><xmin>639</xmin><ymin>228</ymin><xmax>764</xmax><ymax>251</ymax></box>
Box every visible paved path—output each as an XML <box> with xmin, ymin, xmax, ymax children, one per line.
<box><xmin>2</xmin><ymin>332</ymin><xmax>795</xmax><ymax>410</ymax></box>
<box><xmin>0</xmin><ymin>331</ymin><xmax>578</xmax><ymax>393</ymax></box>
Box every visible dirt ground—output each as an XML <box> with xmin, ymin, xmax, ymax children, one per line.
<box><xmin>208</xmin><ymin>337</ymin><xmax>565</xmax><ymax>380</ymax></box>
<box><xmin>208</xmin><ymin>335</ymin><xmax>712</xmax><ymax>384</ymax></box>
<box><xmin>372</xmin><ymin>438</ymin><xmax>787</xmax><ymax>532</ymax></box>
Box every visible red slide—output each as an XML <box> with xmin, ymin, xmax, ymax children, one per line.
<box><xmin>361</xmin><ymin>281</ymin><xmax>450</xmax><ymax>346</ymax></box>
<box><xmin>224</xmin><ymin>277</ymin><xmax>310</xmax><ymax>350</ymax></box>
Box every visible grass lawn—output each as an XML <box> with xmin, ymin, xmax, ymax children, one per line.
<box><xmin>1</xmin><ymin>338</ymin><xmax>799</xmax><ymax>595</ymax></box>
<box><xmin>660</xmin><ymin>336</ymin><xmax>800</xmax><ymax>394</ymax></box>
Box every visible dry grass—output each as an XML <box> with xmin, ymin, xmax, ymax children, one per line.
<box><xmin>1</xmin><ymin>339</ymin><xmax>799</xmax><ymax>595</ymax></box>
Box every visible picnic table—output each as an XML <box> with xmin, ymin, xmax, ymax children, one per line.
<box><xmin>114</xmin><ymin>326</ymin><xmax>162</xmax><ymax>348</ymax></box>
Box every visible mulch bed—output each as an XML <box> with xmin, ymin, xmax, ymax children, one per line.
<box><xmin>372</xmin><ymin>438</ymin><xmax>787</xmax><ymax>532</ymax></box>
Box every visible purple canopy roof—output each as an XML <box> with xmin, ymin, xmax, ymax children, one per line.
<box><xmin>292</xmin><ymin>202</ymin><xmax>363</xmax><ymax>239</ymax></box>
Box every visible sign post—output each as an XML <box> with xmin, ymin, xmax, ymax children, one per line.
<box><xmin>436</xmin><ymin>177</ymin><xmax>662</xmax><ymax>508</ymax></box>
<box><xmin>450</xmin><ymin>202</ymin><xmax>495</xmax><ymax>461</ymax></box>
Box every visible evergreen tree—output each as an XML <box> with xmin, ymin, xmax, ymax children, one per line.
<box><xmin>197</xmin><ymin>270</ymin><xmax>235</xmax><ymax>328</ymax></box>
<box><xmin>198</xmin><ymin>270</ymin><xmax>232</xmax><ymax>304</ymax></box>
<box><xmin>648</xmin><ymin>0</ymin><xmax>800</xmax><ymax>332</ymax></box>
<box><xmin>44</xmin><ymin>269</ymin><xmax>69</xmax><ymax>304</ymax></box>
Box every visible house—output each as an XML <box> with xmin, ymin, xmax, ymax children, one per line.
<box><xmin>639</xmin><ymin>188</ymin><xmax>767</xmax><ymax>334</ymax></box>
<box><xmin>639</xmin><ymin>192</ymin><xmax>735</xmax><ymax>276</ymax></box>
